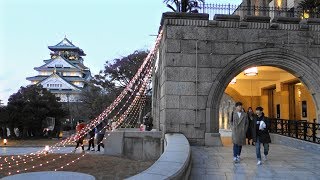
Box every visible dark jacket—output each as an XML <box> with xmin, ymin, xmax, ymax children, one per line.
<box><xmin>246</xmin><ymin>112</ymin><xmax>254</xmax><ymax>139</ymax></box>
<box><xmin>88</xmin><ymin>129</ymin><xmax>95</xmax><ymax>138</ymax></box>
<box><xmin>252</xmin><ymin>114</ymin><xmax>271</xmax><ymax>143</ymax></box>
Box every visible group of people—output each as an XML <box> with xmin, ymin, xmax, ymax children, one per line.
<box><xmin>230</xmin><ymin>102</ymin><xmax>271</xmax><ymax>165</ymax></box>
<box><xmin>72</xmin><ymin>120</ymin><xmax>109</xmax><ymax>153</ymax></box>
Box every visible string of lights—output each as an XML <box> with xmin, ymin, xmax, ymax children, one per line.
<box><xmin>0</xmin><ymin>30</ymin><xmax>163</xmax><ymax>175</ymax></box>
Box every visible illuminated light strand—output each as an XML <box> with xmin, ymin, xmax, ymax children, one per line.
<box><xmin>1</xmin><ymin>30</ymin><xmax>162</xmax><ymax>172</ymax></box>
<box><xmin>7</xmin><ymin>85</ymin><xmax>145</xmax><ymax>175</ymax></box>
<box><xmin>0</xmin><ymin>60</ymin><xmax>154</xmax><ymax>167</ymax></box>
<box><xmin>5</xmin><ymin>55</ymin><xmax>153</xmax><ymax>174</ymax></box>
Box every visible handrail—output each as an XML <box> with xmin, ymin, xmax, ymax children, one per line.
<box><xmin>269</xmin><ymin>118</ymin><xmax>320</xmax><ymax>144</ymax></box>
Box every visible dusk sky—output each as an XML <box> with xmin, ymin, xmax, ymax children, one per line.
<box><xmin>0</xmin><ymin>0</ymin><xmax>241</xmax><ymax>104</ymax></box>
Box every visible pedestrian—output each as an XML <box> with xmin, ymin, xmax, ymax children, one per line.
<box><xmin>73</xmin><ymin>120</ymin><xmax>86</xmax><ymax>153</ymax></box>
<box><xmin>252</xmin><ymin>106</ymin><xmax>271</xmax><ymax>165</ymax></box>
<box><xmin>96</xmin><ymin>121</ymin><xmax>106</xmax><ymax>152</ymax></box>
<box><xmin>87</xmin><ymin>128</ymin><xmax>95</xmax><ymax>151</ymax></box>
<box><xmin>246</xmin><ymin>107</ymin><xmax>255</xmax><ymax>146</ymax></box>
<box><xmin>230</xmin><ymin>102</ymin><xmax>248</xmax><ymax>163</ymax></box>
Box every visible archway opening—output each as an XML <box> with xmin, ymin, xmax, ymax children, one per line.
<box><xmin>219</xmin><ymin>66</ymin><xmax>317</xmax><ymax>132</ymax></box>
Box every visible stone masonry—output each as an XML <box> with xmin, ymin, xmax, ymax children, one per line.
<box><xmin>152</xmin><ymin>13</ymin><xmax>320</xmax><ymax>146</ymax></box>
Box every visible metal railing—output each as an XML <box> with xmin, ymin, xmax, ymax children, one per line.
<box><xmin>201</xmin><ymin>4</ymin><xmax>320</xmax><ymax>20</ymax></box>
<box><xmin>269</xmin><ymin>118</ymin><xmax>320</xmax><ymax>144</ymax></box>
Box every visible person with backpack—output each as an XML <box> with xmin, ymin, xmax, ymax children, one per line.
<box><xmin>230</xmin><ymin>102</ymin><xmax>248</xmax><ymax>163</ymax></box>
<box><xmin>252</xmin><ymin>106</ymin><xmax>271</xmax><ymax>165</ymax></box>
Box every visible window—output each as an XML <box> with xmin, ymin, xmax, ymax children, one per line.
<box><xmin>55</xmin><ymin>64</ymin><xmax>63</xmax><ymax>68</ymax></box>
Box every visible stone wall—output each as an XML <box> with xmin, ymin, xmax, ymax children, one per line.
<box><xmin>103</xmin><ymin>129</ymin><xmax>162</xmax><ymax>161</ymax></box>
<box><xmin>153</xmin><ymin>12</ymin><xmax>320</xmax><ymax>146</ymax></box>
<box><xmin>270</xmin><ymin>133</ymin><xmax>320</xmax><ymax>154</ymax></box>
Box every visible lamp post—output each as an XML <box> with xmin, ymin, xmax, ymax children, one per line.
<box><xmin>66</xmin><ymin>93</ymin><xmax>72</xmax><ymax>127</ymax></box>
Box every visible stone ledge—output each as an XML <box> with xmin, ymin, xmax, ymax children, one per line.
<box><xmin>243</xmin><ymin>15</ymin><xmax>271</xmax><ymax>23</ymax></box>
<box><xmin>270</xmin><ymin>133</ymin><xmax>320</xmax><ymax>154</ymax></box>
<box><xmin>306</xmin><ymin>18</ymin><xmax>320</xmax><ymax>25</ymax></box>
<box><xmin>214</xmin><ymin>14</ymin><xmax>240</xmax><ymax>22</ymax></box>
<box><xmin>2</xmin><ymin>171</ymin><xmax>95</xmax><ymax>180</ymax></box>
<box><xmin>126</xmin><ymin>133</ymin><xmax>191</xmax><ymax>180</ymax></box>
<box><xmin>161</xmin><ymin>12</ymin><xmax>209</xmax><ymax>25</ymax></box>
<box><xmin>271</xmin><ymin>17</ymin><xmax>300</xmax><ymax>24</ymax></box>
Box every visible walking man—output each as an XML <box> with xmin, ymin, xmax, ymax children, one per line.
<box><xmin>96</xmin><ymin>121</ymin><xmax>106</xmax><ymax>152</ymax></box>
<box><xmin>252</xmin><ymin>106</ymin><xmax>271</xmax><ymax>165</ymax></box>
<box><xmin>230</xmin><ymin>102</ymin><xmax>248</xmax><ymax>163</ymax></box>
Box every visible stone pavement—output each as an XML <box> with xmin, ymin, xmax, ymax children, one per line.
<box><xmin>190</xmin><ymin>137</ymin><xmax>320</xmax><ymax>180</ymax></box>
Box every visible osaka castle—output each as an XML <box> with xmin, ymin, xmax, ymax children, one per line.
<box><xmin>26</xmin><ymin>38</ymin><xmax>91</xmax><ymax>102</ymax></box>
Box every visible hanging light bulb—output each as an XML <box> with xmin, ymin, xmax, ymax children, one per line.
<box><xmin>230</xmin><ymin>78</ymin><xmax>237</xmax><ymax>84</ymax></box>
<box><xmin>244</xmin><ymin>67</ymin><xmax>258</xmax><ymax>76</ymax></box>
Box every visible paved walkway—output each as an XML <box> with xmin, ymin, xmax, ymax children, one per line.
<box><xmin>0</xmin><ymin>147</ymin><xmax>104</xmax><ymax>155</ymax></box>
<box><xmin>190</xmin><ymin>137</ymin><xmax>320</xmax><ymax>180</ymax></box>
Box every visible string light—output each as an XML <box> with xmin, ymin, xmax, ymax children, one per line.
<box><xmin>1</xmin><ymin>29</ymin><xmax>163</xmax><ymax>175</ymax></box>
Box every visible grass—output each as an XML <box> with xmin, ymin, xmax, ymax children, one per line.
<box><xmin>0</xmin><ymin>154</ymin><xmax>154</xmax><ymax>180</ymax></box>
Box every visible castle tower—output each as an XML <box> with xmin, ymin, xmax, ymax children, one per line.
<box><xmin>26</xmin><ymin>38</ymin><xmax>91</xmax><ymax>102</ymax></box>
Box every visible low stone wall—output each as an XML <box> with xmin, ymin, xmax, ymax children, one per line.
<box><xmin>127</xmin><ymin>133</ymin><xmax>192</xmax><ymax>180</ymax></box>
<box><xmin>270</xmin><ymin>133</ymin><xmax>320</xmax><ymax>154</ymax></box>
<box><xmin>103</xmin><ymin>129</ymin><xmax>162</xmax><ymax>161</ymax></box>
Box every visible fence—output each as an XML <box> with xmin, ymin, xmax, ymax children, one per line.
<box><xmin>201</xmin><ymin>4</ymin><xmax>320</xmax><ymax>20</ymax></box>
<box><xmin>269</xmin><ymin>118</ymin><xmax>320</xmax><ymax>144</ymax></box>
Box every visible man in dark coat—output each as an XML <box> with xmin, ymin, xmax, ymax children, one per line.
<box><xmin>252</xmin><ymin>106</ymin><xmax>271</xmax><ymax>165</ymax></box>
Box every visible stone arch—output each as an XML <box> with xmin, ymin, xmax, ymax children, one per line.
<box><xmin>206</xmin><ymin>48</ymin><xmax>320</xmax><ymax>133</ymax></box>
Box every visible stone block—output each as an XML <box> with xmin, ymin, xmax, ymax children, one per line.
<box><xmin>165</xmin><ymin>123</ymin><xmax>180</xmax><ymax>133</ymax></box>
<box><xmin>180</xmin><ymin>124</ymin><xmax>205</xmax><ymax>139</ymax></box>
<box><xmin>214</xmin><ymin>14</ymin><xmax>240</xmax><ymax>22</ymax></box>
<box><xmin>104</xmin><ymin>131</ymin><xmax>124</xmax><ymax>156</ymax></box>
<box><xmin>180</xmin><ymin>95</ymin><xmax>207</xmax><ymax>109</ymax></box>
<box><xmin>166</xmin><ymin>39</ymin><xmax>181</xmax><ymax>53</ymax></box>
<box><xmin>243</xmin><ymin>15</ymin><xmax>271</xmax><ymax>23</ymax></box>
<box><xmin>160</xmin><ymin>95</ymin><xmax>180</xmax><ymax>109</ymax></box>
<box><xmin>243</xmin><ymin>42</ymin><xmax>265</xmax><ymax>53</ymax></box>
<box><xmin>228</xmin><ymin>28</ymin><xmax>259</xmax><ymax>42</ymax></box>
<box><xmin>164</xmin><ymin>53</ymin><xmax>196</xmax><ymax>67</ymax></box>
<box><xmin>166</xmin><ymin>67</ymin><xmax>196</xmax><ymax>81</ymax></box>
<box><xmin>167</xmin><ymin>26</ymin><xmax>209</xmax><ymax>40</ymax></box>
<box><xmin>272</xmin><ymin>17</ymin><xmax>300</xmax><ymax>24</ymax></box>
<box><xmin>164</xmin><ymin>81</ymin><xmax>195</xmax><ymax>96</ymax></box>
<box><xmin>181</xmin><ymin>40</ymin><xmax>211</xmax><ymax>54</ymax></box>
<box><xmin>258</xmin><ymin>30</ymin><xmax>287</xmax><ymax>44</ymax></box>
<box><xmin>197</xmin><ymin>68</ymin><xmax>212</xmax><ymax>82</ymax></box>
<box><xmin>123</xmin><ymin>138</ymin><xmax>143</xmax><ymax>160</ymax></box>
<box><xmin>197</xmin><ymin>82</ymin><xmax>212</xmax><ymax>95</ymax></box>
<box><xmin>198</xmin><ymin>54</ymin><xmax>218</xmax><ymax>67</ymax></box>
<box><xmin>212</xmin><ymin>42</ymin><xmax>244</xmax><ymax>55</ymax></box>
<box><xmin>207</xmin><ymin>28</ymin><xmax>228</xmax><ymax>41</ymax></box>
<box><xmin>143</xmin><ymin>138</ymin><xmax>162</xmax><ymax>160</ymax></box>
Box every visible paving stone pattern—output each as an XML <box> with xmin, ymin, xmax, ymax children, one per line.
<box><xmin>190</xmin><ymin>141</ymin><xmax>320</xmax><ymax>180</ymax></box>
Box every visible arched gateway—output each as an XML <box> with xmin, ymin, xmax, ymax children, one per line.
<box><xmin>152</xmin><ymin>12</ymin><xmax>320</xmax><ymax>146</ymax></box>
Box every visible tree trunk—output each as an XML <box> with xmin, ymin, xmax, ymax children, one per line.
<box><xmin>182</xmin><ymin>0</ymin><xmax>188</xmax><ymax>12</ymax></box>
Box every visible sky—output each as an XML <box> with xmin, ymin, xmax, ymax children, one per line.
<box><xmin>0</xmin><ymin>0</ymin><xmax>241</xmax><ymax>104</ymax></box>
